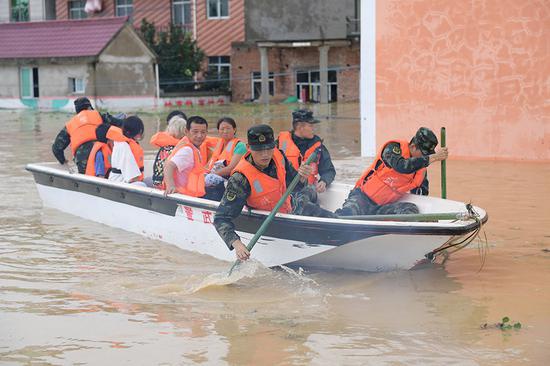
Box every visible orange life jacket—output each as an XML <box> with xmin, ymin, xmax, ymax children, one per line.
<box><xmin>164</xmin><ymin>141</ymin><xmax>206</xmax><ymax>197</ymax></box>
<box><xmin>107</xmin><ymin>126</ymin><xmax>144</xmax><ymax>181</ymax></box>
<box><xmin>149</xmin><ymin>131</ymin><xmax>180</xmax><ymax>148</ymax></box>
<box><xmin>355</xmin><ymin>140</ymin><xmax>426</xmax><ymax>205</ymax></box>
<box><xmin>177</xmin><ymin>136</ymin><xmax>218</xmax><ymax>168</ymax></box>
<box><xmin>85</xmin><ymin>142</ymin><xmax>112</xmax><ymax>177</ymax></box>
<box><xmin>208</xmin><ymin>137</ymin><xmax>242</xmax><ymax>170</ymax></box>
<box><xmin>278</xmin><ymin>131</ymin><xmax>321</xmax><ymax>185</ymax></box>
<box><xmin>232</xmin><ymin>149</ymin><xmax>292</xmax><ymax>213</ymax></box>
<box><xmin>65</xmin><ymin>109</ymin><xmax>103</xmax><ymax>155</ymax></box>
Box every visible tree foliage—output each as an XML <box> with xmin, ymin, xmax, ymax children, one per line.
<box><xmin>140</xmin><ymin>19</ymin><xmax>204</xmax><ymax>93</ymax></box>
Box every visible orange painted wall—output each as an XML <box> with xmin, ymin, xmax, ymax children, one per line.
<box><xmin>376</xmin><ymin>0</ymin><xmax>550</xmax><ymax>160</ymax></box>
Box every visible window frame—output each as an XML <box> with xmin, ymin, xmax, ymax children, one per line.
<box><xmin>68</xmin><ymin>0</ymin><xmax>87</xmax><ymax>19</ymax></box>
<box><xmin>206</xmin><ymin>0</ymin><xmax>229</xmax><ymax>19</ymax></box>
<box><xmin>69</xmin><ymin>77</ymin><xmax>85</xmax><ymax>94</ymax></box>
<box><xmin>207</xmin><ymin>56</ymin><xmax>231</xmax><ymax>80</ymax></box>
<box><xmin>172</xmin><ymin>0</ymin><xmax>192</xmax><ymax>30</ymax></box>
<box><xmin>251</xmin><ymin>71</ymin><xmax>275</xmax><ymax>100</ymax></box>
<box><xmin>10</xmin><ymin>0</ymin><xmax>30</xmax><ymax>22</ymax></box>
<box><xmin>115</xmin><ymin>0</ymin><xmax>133</xmax><ymax>17</ymax></box>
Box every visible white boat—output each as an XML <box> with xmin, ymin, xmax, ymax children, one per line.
<box><xmin>26</xmin><ymin>161</ymin><xmax>488</xmax><ymax>272</ymax></box>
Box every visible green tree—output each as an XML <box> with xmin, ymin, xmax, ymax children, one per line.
<box><xmin>140</xmin><ymin>19</ymin><xmax>204</xmax><ymax>93</ymax></box>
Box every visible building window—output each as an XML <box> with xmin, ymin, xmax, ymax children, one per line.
<box><xmin>68</xmin><ymin>0</ymin><xmax>87</xmax><ymax>19</ymax></box>
<box><xmin>251</xmin><ymin>72</ymin><xmax>274</xmax><ymax>100</ymax></box>
<box><xmin>69</xmin><ymin>78</ymin><xmax>85</xmax><ymax>94</ymax></box>
<box><xmin>11</xmin><ymin>0</ymin><xmax>29</xmax><ymax>22</ymax></box>
<box><xmin>115</xmin><ymin>0</ymin><xmax>133</xmax><ymax>17</ymax></box>
<box><xmin>207</xmin><ymin>0</ymin><xmax>228</xmax><ymax>19</ymax></box>
<box><xmin>296</xmin><ymin>69</ymin><xmax>337</xmax><ymax>103</ymax></box>
<box><xmin>45</xmin><ymin>0</ymin><xmax>56</xmax><ymax>20</ymax></box>
<box><xmin>20</xmin><ymin>67</ymin><xmax>39</xmax><ymax>98</ymax></box>
<box><xmin>208</xmin><ymin>56</ymin><xmax>230</xmax><ymax>80</ymax></box>
<box><xmin>172</xmin><ymin>0</ymin><xmax>192</xmax><ymax>30</ymax></box>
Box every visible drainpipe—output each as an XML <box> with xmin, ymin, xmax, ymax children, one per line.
<box><xmin>155</xmin><ymin>63</ymin><xmax>160</xmax><ymax>107</ymax></box>
<box><xmin>192</xmin><ymin>0</ymin><xmax>197</xmax><ymax>40</ymax></box>
<box><xmin>92</xmin><ymin>61</ymin><xmax>98</xmax><ymax>108</ymax></box>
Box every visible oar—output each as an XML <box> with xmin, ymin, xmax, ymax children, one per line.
<box><xmin>338</xmin><ymin>212</ymin><xmax>469</xmax><ymax>222</ymax></box>
<box><xmin>441</xmin><ymin>127</ymin><xmax>447</xmax><ymax>199</ymax></box>
<box><xmin>228</xmin><ymin>150</ymin><xmax>319</xmax><ymax>276</ymax></box>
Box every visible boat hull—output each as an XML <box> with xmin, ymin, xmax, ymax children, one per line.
<box><xmin>28</xmin><ymin>163</ymin><xmax>487</xmax><ymax>272</ymax></box>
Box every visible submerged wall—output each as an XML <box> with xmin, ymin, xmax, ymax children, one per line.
<box><xmin>376</xmin><ymin>0</ymin><xmax>549</xmax><ymax>160</ymax></box>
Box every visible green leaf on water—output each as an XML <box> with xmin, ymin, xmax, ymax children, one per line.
<box><xmin>502</xmin><ymin>316</ymin><xmax>510</xmax><ymax>323</ymax></box>
<box><xmin>513</xmin><ymin>322</ymin><xmax>522</xmax><ymax>329</ymax></box>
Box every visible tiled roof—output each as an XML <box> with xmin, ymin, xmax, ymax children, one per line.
<box><xmin>0</xmin><ymin>17</ymin><xmax>128</xmax><ymax>59</ymax></box>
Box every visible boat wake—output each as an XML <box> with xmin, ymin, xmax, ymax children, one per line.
<box><xmin>185</xmin><ymin>259</ymin><xmax>267</xmax><ymax>293</ymax></box>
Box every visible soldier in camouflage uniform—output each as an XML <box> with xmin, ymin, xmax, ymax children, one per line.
<box><xmin>51</xmin><ymin>97</ymin><xmax>124</xmax><ymax>174</ymax></box>
<box><xmin>335</xmin><ymin>127</ymin><xmax>448</xmax><ymax>216</ymax></box>
<box><xmin>214</xmin><ymin>124</ymin><xmax>336</xmax><ymax>261</ymax></box>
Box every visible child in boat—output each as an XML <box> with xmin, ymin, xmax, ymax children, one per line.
<box><xmin>108</xmin><ymin>116</ymin><xmax>146</xmax><ymax>186</ymax></box>
<box><xmin>150</xmin><ymin>116</ymin><xmax>187</xmax><ymax>188</ymax></box>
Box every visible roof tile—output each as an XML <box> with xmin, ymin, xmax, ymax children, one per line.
<box><xmin>0</xmin><ymin>17</ymin><xmax>128</xmax><ymax>59</ymax></box>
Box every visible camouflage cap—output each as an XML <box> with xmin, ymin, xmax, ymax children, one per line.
<box><xmin>247</xmin><ymin>124</ymin><xmax>276</xmax><ymax>151</ymax></box>
<box><xmin>292</xmin><ymin>109</ymin><xmax>320</xmax><ymax>124</ymax></box>
<box><xmin>413</xmin><ymin>127</ymin><xmax>438</xmax><ymax>155</ymax></box>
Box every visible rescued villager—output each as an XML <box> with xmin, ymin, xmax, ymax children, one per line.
<box><xmin>208</xmin><ymin>117</ymin><xmax>247</xmax><ymax>178</ymax></box>
<box><xmin>214</xmin><ymin>124</ymin><xmax>336</xmax><ymax>261</ymax></box>
<box><xmin>163</xmin><ymin>116</ymin><xmax>224</xmax><ymax>200</ymax></box>
<box><xmin>150</xmin><ymin>116</ymin><xmax>187</xmax><ymax>188</ymax></box>
<box><xmin>52</xmin><ymin>97</ymin><xmax>124</xmax><ymax>174</ymax></box>
<box><xmin>85</xmin><ymin>113</ymin><xmax>128</xmax><ymax>178</ymax></box>
<box><xmin>278</xmin><ymin>109</ymin><xmax>336</xmax><ymax>193</ymax></box>
<box><xmin>335</xmin><ymin>127</ymin><xmax>448</xmax><ymax>216</ymax></box>
<box><xmin>108</xmin><ymin>116</ymin><xmax>146</xmax><ymax>186</ymax></box>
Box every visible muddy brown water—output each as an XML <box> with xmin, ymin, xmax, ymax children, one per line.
<box><xmin>1</xmin><ymin>105</ymin><xmax>549</xmax><ymax>365</ymax></box>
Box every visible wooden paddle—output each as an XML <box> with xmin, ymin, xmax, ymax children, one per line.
<box><xmin>441</xmin><ymin>127</ymin><xmax>447</xmax><ymax>199</ymax></box>
<box><xmin>228</xmin><ymin>150</ymin><xmax>319</xmax><ymax>275</ymax></box>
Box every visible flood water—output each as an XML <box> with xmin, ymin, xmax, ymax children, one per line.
<box><xmin>1</xmin><ymin>105</ymin><xmax>549</xmax><ymax>365</ymax></box>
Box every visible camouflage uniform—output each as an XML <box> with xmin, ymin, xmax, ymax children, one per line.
<box><xmin>335</xmin><ymin>142</ymin><xmax>431</xmax><ymax>216</ymax></box>
<box><xmin>51</xmin><ymin>112</ymin><xmax>124</xmax><ymax>174</ymax></box>
<box><xmin>214</xmin><ymin>152</ymin><xmax>334</xmax><ymax>249</ymax></box>
<box><xmin>281</xmin><ymin>132</ymin><xmax>336</xmax><ymax>186</ymax></box>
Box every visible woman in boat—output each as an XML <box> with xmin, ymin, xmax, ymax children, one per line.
<box><xmin>208</xmin><ymin>117</ymin><xmax>247</xmax><ymax>178</ymax></box>
<box><xmin>150</xmin><ymin>116</ymin><xmax>187</xmax><ymax>188</ymax></box>
<box><xmin>335</xmin><ymin>127</ymin><xmax>448</xmax><ymax>216</ymax></box>
<box><xmin>108</xmin><ymin>116</ymin><xmax>146</xmax><ymax>186</ymax></box>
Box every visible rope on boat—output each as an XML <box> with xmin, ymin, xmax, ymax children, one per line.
<box><xmin>424</xmin><ymin>203</ymin><xmax>489</xmax><ymax>270</ymax></box>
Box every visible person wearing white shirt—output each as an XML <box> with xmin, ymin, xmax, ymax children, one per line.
<box><xmin>108</xmin><ymin>116</ymin><xmax>146</xmax><ymax>186</ymax></box>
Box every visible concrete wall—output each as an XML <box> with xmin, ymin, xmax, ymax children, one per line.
<box><xmin>245</xmin><ymin>0</ymin><xmax>355</xmax><ymax>41</ymax></box>
<box><xmin>37</xmin><ymin>63</ymin><xmax>92</xmax><ymax>97</ymax></box>
<box><xmin>96</xmin><ymin>25</ymin><xmax>156</xmax><ymax>97</ymax></box>
<box><xmin>376</xmin><ymin>0</ymin><xmax>550</xmax><ymax>161</ymax></box>
<box><xmin>0</xmin><ymin>65</ymin><xmax>20</xmax><ymax>97</ymax></box>
<box><xmin>0</xmin><ymin>0</ymin><xmax>9</xmax><ymax>23</ymax></box>
<box><xmin>29</xmin><ymin>0</ymin><xmax>44</xmax><ymax>21</ymax></box>
<box><xmin>231</xmin><ymin>43</ymin><xmax>359</xmax><ymax>102</ymax></box>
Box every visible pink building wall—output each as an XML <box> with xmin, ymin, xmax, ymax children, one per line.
<box><xmin>376</xmin><ymin>0</ymin><xmax>549</xmax><ymax>160</ymax></box>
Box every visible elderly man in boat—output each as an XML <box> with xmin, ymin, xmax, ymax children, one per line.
<box><xmin>214</xmin><ymin>124</ymin><xmax>336</xmax><ymax>261</ymax></box>
<box><xmin>336</xmin><ymin>127</ymin><xmax>449</xmax><ymax>216</ymax></box>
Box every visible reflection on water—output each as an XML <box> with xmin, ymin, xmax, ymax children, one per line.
<box><xmin>1</xmin><ymin>107</ymin><xmax>549</xmax><ymax>365</ymax></box>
